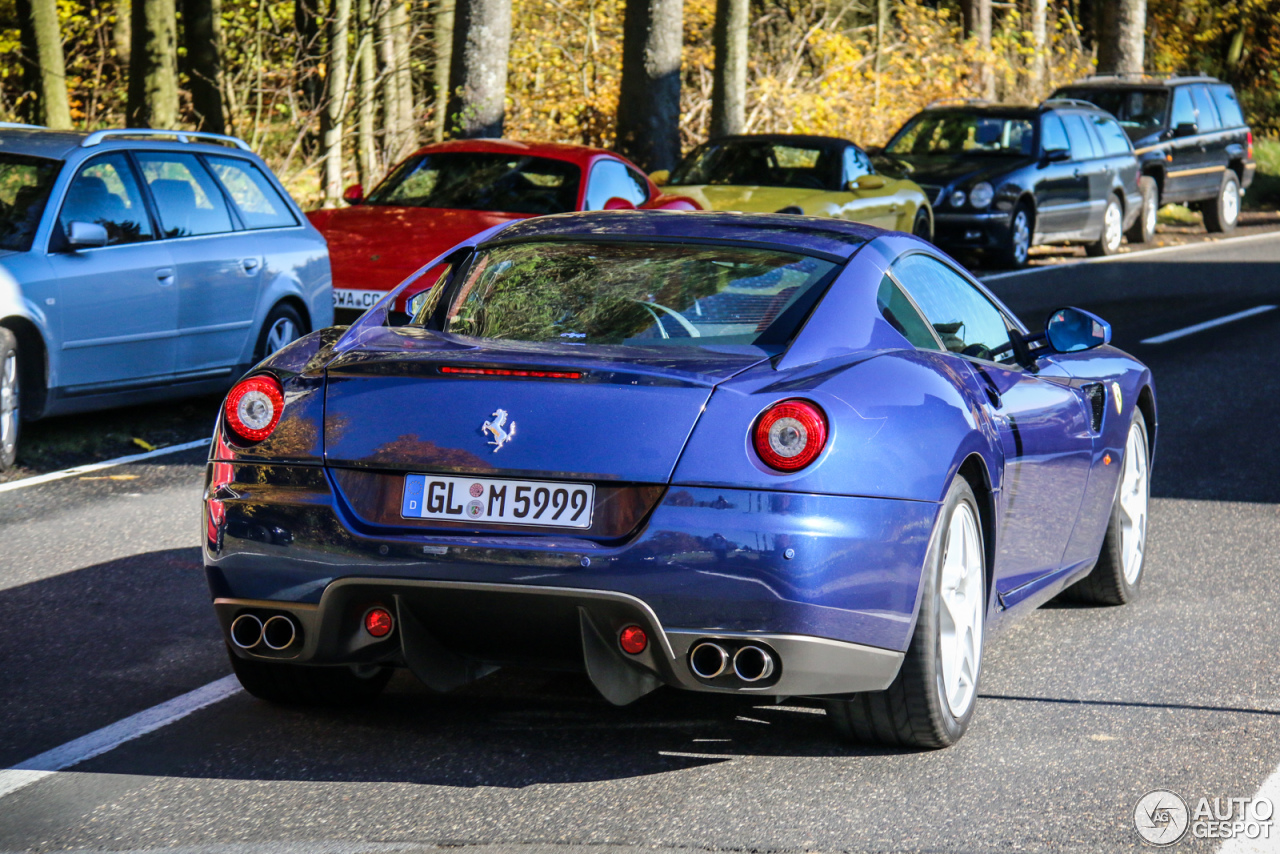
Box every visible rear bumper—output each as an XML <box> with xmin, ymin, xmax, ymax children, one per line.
<box><xmin>205</xmin><ymin>462</ymin><xmax>935</xmax><ymax>698</ymax></box>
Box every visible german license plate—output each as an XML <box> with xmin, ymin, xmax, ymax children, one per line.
<box><xmin>401</xmin><ymin>474</ymin><xmax>595</xmax><ymax>529</ymax></box>
<box><xmin>333</xmin><ymin>288</ymin><xmax>386</xmax><ymax>310</ymax></box>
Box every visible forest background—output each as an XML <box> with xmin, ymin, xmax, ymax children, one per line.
<box><xmin>1</xmin><ymin>0</ymin><xmax>1276</xmax><ymax>209</ymax></box>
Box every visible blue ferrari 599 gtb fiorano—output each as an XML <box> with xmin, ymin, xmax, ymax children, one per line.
<box><xmin>205</xmin><ymin>210</ymin><xmax>1155</xmax><ymax>748</ymax></box>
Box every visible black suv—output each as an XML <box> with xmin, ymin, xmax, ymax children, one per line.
<box><xmin>876</xmin><ymin>100</ymin><xmax>1144</xmax><ymax>267</ymax></box>
<box><xmin>1052</xmin><ymin>73</ymin><xmax>1254</xmax><ymax>233</ymax></box>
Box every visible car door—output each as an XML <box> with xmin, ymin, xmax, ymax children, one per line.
<box><xmin>1032</xmin><ymin>112</ymin><xmax>1079</xmax><ymax>236</ymax></box>
<box><xmin>1188</xmin><ymin>84</ymin><xmax>1229</xmax><ymax>195</ymax></box>
<box><xmin>134</xmin><ymin>150</ymin><xmax>262</xmax><ymax>377</ymax></box>
<box><xmin>44</xmin><ymin>151</ymin><xmax>177</xmax><ymax>391</ymax></box>
<box><xmin>888</xmin><ymin>252</ymin><xmax>1094</xmax><ymax>602</ymax></box>
<box><xmin>1062</xmin><ymin>112</ymin><xmax>1108</xmax><ymax>235</ymax></box>
<box><xmin>582</xmin><ymin>158</ymin><xmax>650</xmax><ymax>210</ymax></box>
<box><xmin>1165</xmin><ymin>86</ymin><xmax>1208</xmax><ymax>202</ymax></box>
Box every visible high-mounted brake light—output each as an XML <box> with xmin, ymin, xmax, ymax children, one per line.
<box><xmin>224</xmin><ymin>375</ymin><xmax>284</xmax><ymax>443</ymax></box>
<box><xmin>440</xmin><ymin>365</ymin><xmax>583</xmax><ymax>379</ymax></box>
<box><xmin>753</xmin><ymin>399</ymin><xmax>828</xmax><ymax>472</ymax></box>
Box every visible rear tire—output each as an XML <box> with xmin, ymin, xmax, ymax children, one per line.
<box><xmin>1061</xmin><ymin>409</ymin><xmax>1150</xmax><ymax>606</ymax></box>
<box><xmin>229</xmin><ymin>648</ymin><xmax>392</xmax><ymax>705</ymax></box>
<box><xmin>1126</xmin><ymin>176</ymin><xmax>1158</xmax><ymax>244</ymax></box>
<box><xmin>1086</xmin><ymin>195</ymin><xmax>1124</xmax><ymax>256</ymax></box>
<box><xmin>997</xmin><ymin>204</ymin><xmax>1032</xmax><ymax>268</ymax></box>
<box><xmin>0</xmin><ymin>328</ymin><xmax>19</xmax><ymax>472</ymax></box>
<box><xmin>253</xmin><ymin>303</ymin><xmax>307</xmax><ymax>364</ymax></box>
<box><xmin>1202</xmin><ymin>171</ymin><xmax>1240</xmax><ymax>233</ymax></box>
<box><xmin>827</xmin><ymin>476</ymin><xmax>986</xmax><ymax>748</ymax></box>
<box><xmin>911</xmin><ymin>206</ymin><xmax>933</xmax><ymax>242</ymax></box>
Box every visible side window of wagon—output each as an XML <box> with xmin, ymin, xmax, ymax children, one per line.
<box><xmin>205</xmin><ymin>156</ymin><xmax>297</xmax><ymax>229</ymax></box>
<box><xmin>59</xmin><ymin>153</ymin><xmax>154</xmax><ymax>246</ymax></box>
<box><xmin>890</xmin><ymin>253</ymin><xmax>1012</xmax><ymax>361</ymax></box>
<box><xmin>134</xmin><ymin>152</ymin><xmax>235</xmax><ymax>238</ymax></box>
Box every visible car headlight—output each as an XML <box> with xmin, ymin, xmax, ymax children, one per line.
<box><xmin>950</xmin><ymin>189</ymin><xmax>967</xmax><ymax>208</ymax></box>
<box><xmin>969</xmin><ymin>182</ymin><xmax>994</xmax><ymax>210</ymax></box>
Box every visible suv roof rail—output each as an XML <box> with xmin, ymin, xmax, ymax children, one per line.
<box><xmin>0</xmin><ymin>122</ymin><xmax>47</xmax><ymax>130</ymax></box>
<box><xmin>80</xmin><ymin>128</ymin><xmax>252</xmax><ymax>151</ymax></box>
<box><xmin>1041</xmin><ymin>97</ymin><xmax>1101</xmax><ymax>110</ymax></box>
<box><xmin>926</xmin><ymin>97</ymin><xmax>991</xmax><ymax>109</ymax></box>
<box><xmin>1076</xmin><ymin>70</ymin><xmax>1217</xmax><ymax>84</ymax></box>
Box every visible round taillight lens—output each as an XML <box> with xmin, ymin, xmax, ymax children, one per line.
<box><xmin>364</xmin><ymin>607</ymin><xmax>394</xmax><ymax>638</ymax></box>
<box><xmin>753</xmin><ymin>399</ymin><xmax>828</xmax><ymax>472</ymax></box>
<box><xmin>224</xmin><ymin>375</ymin><xmax>284</xmax><ymax>444</ymax></box>
<box><xmin>619</xmin><ymin>625</ymin><xmax>648</xmax><ymax>655</ymax></box>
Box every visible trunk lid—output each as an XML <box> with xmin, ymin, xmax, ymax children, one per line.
<box><xmin>323</xmin><ymin>326</ymin><xmax>769</xmax><ymax>484</ymax></box>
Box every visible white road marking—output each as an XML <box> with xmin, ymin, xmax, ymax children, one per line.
<box><xmin>979</xmin><ymin>229</ymin><xmax>1280</xmax><ymax>283</ymax></box>
<box><xmin>0</xmin><ymin>675</ymin><xmax>241</xmax><ymax>801</ymax></box>
<box><xmin>1219</xmin><ymin>766</ymin><xmax>1280</xmax><ymax>853</ymax></box>
<box><xmin>0</xmin><ymin>437</ymin><xmax>210</xmax><ymax>495</ymax></box>
<box><xmin>1140</xmin><ymin>305</ymin><xmax>1277</xmax><ymax>345</ymax></box>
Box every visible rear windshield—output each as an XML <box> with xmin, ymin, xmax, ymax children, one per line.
<box><xmin>0</xmin><ymin>154</ymin><xmax>61</xmax><ymax>251</ymax></box>
<box><xmin>885</xmin><ymin>113</ymin><xmax>1035</xmax><ymax>156</ymax></box>
<box><xmin>669</xmin><ymin>141</ymin><xmax>842</xmax><ymax>190</ymax></box>
<box><xmin>418</xmin><ymin>240</ymin><xmax>838</xmax><ymax>349</ymax></box>
<box><xmin>365</xmin><ymin>152</ymin><xmax>581</xmax><ymax>215</ymax></box>
<box><xmin>1055</xmin><ymin>88</ymin><xmax>1170</xmax><ymax>136</ymax></box>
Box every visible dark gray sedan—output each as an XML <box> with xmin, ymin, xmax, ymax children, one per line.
<box><xmin>0</xmin><ymin>127</ymin><xmax>332</xmax><ymax>470</ymax></box>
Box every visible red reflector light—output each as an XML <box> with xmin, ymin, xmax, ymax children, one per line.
<box><xmin>753</xmin><ymin>399</ymin><xmax>828</xmax><ymax>472</ymax></box>
<box><xmin>1248</xmin><ymin>130</ymin><xmax>1254</xmax><ymax>160</ymax></box>
<box><xmin>440</xmin><ymin>365</ymin><xmax>583</xmax><ymax>379</ymax></box>
<box><xmin>364</xmin><ymin>607</ymin><xmax>394</xmax><ymax>638</ymax></box>
<box><xmin>224</xmin><ymin>375</ymin><xmax>284</xmax><ymax>443</ymax></box>
<box><xmin>619</xmin><ymin>625</ymin><xmax>648</xmax><ymax>654</ymax></box>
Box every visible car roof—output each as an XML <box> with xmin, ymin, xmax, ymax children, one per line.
<box><xmin>1060</xmin><ymin>73</ymin><xmax>1224</xmax><ymax>88</ymax></box>
<box><xmin>922</xmin><ymin>104</ymin><xmax>1044</xmax><ymax>119</ymax></box>
<box><xmin>0</xmin><ymin>126</ymin><xmax>260</xmax><ymax>161</ymax></box>
<box><xmin>703</xmin><ymin>134</ymin><xmax>854</xmax><ymax>149</ymax></box>
<box><xmin>408</xmin><ymin>138</ymin><xmax>621</xmax><ymax>169</ymax></box>
<box><xmin>483</xmin><ymin>210</ymin><xmax>877</xmax><ymax>260</ymax></box>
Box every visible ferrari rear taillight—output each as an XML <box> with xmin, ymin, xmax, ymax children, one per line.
<box><xmin>224</xmin><ymin>375</ymin><xmax>284</xmax><ymax>444</ymax></box>
<box><xmin>753</xmin><ymin>399</ymin><xmax>828</xmax><ymax>472</ymax></box>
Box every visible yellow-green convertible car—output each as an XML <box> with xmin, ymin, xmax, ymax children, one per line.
<box><xmin>653</xmin><ymin>134</ymin><xmax>934</xmax><ymax>239</ymax></box>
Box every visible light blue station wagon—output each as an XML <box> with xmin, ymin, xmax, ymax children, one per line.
<box><xmin>0</xmin><ymin>127</ymin><xmax>332</xmax><ymax>470</ymax></box>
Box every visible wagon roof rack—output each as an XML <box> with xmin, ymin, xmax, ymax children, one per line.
<box><xmin>1041</xmin><ymin>97</ymin><xmax>1103</xmax><ymax>110</ymax></box>
<box><xmin>925</xmin><ymin>97</ymin><xmax>991</xmax><ymax>109</ymax></box>
<box><xmin>1074</xmin><ymin>70</ymin><xmax>1219</xmax><ymax>84</ymax></box>
<box><xmin>0</xmin><ymin>121</ymin><xmax>47</xmax><ymax>130</ymax></box>
<box><xmin>80</xmin><ymin>128</ymin><xmax>252</xmax><ymax>151</ymax></box>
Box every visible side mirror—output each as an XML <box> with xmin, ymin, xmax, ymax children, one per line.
<box><xmin>342</xmin><ymin>183</ymin><xmax>364</xmax><ymax>204</ymax></box>
<box><xmin>649</xmin><ymin>169</ymin><xmax>670</xmax><ymax>187</ymax></box>
<box><xmin>851</xmin><ymin>174</ymin><xmax>887</xmax><ymax>191</ymax></box>
<box><xmin>66</xmin><ymin>221</ymin><xmax>108</xmax><ymax>249</ymax></box>
<box><xmin>602</xmin><ymin>196</ymin><xmax>637</xmax><ymax>211</ymax></box>
<box><xmin>1174</xmin><ymin>122</ymin><xmax>1198</xmax><ymax>138</ymax></box>
<box><xmin>1042</xmin><ymin>148</ymin><xmax>1071</xmax><ymax>163</ymax></box>
<box><xmin>1045</xmin><ymin>306</ymin><xmax>1111</xmax><ymax>353</ymax></box>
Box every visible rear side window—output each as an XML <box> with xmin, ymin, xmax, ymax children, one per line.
<box><xmin>59</xmin><ymin>153</ymin><xmax>153</xmax><ymax>246</ymax></box>
<box><xmin>877</xmin><ymin>275</ymin><xmax>940</xmax><ymax>351</ymax></box>
<box><xmin>1062</xmin><ymin>114</ymin><xmax>1098</xmax><ymax>159</ymax></box>
<box><xmin>1210</xmin><ymin>85</ymin><xmax>1245</xmax><ymax>127</ymax></box>
<box><xmin>135</xmin><ymin>152</ymin><xmax>235</xmax><ymax>237</ymax></box>
<box><xmin>205</xmin><ymin>157</ymin><xmax>297</xmax><ymax>229</ymax></box>
<box><xmin>1091</xmin><ymin>115</ymin><xmax>1133</xmax><ymax>156</ymax></box>
<box><xmin>1040</xmin><ymin>114</ymin><xmax>1069</xmax><ymax>152</ymax></box>
<box><xmin>1191</xmin><ymin>86</ymin><xmax>1222</xmax><ymax>131</ymax></box>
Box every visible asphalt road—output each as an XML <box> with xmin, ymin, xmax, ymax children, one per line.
<box><xmin>2</xmin><ymin>234</ymin><xmax>1280</xmax><ymax>853</ymax></box>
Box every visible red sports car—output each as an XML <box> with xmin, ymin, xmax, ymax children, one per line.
<box><xmin>308</xmin><ymin>139</ymin><xmax>701</xmax><ymax>322</ymax></box>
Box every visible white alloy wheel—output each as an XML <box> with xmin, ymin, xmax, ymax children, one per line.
<box><xmin>1119</xmin><ymin>419</ymin><xmax>1150</xmax><ymax>585</ymax></box>
<box><xmin>938</xmin><ymin>501</ymin><xmax>984</xmax><ymax>719</ymax></box>
<box><xmin>1009</xmin><ymin>209</ymin><xmax>1030</xmax><ymax>266</ymax></box>
<box><xmin>266</xmin><ymin>317</ymin><xmax>299</xmax><ymax>355</ymax></box>
<box><xmin>1104</xmin><ymin>199</ymin><xmax>1124</xmax><ymax>252</ymax></box>
<box><xmin>1221</xmin><ymin>178</ymin><xmax>1239</xmax><ymax>227</ymax></box>
<box><xmin>0</xmin><ymin>347</ymin><xmax>17</xmax><ymax>461</ymax></box>
<box><xmin>1144</xmin><ymin>188</ymin><xmax>1158</xmax><ymax>236</ymax></box>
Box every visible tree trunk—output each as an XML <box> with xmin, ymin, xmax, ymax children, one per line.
<box><xmin>873</xmin><ymin>0</ymin><xmax>888</xmax><ymax>109</ymax></box>
<box><xmin>1030</xmin><ymin>0</ymin><xmax>1046</xmax><ymax>92</ymax></box>
<box><xmin>431</xmin><ymin>0</ymin><xmax>455</xmax><ymax>141</ymax></box>
<box><xmin>376</xmin><ymin>0</ymin><xmax>401</xmax><ymax>159</ymax></box>
<box><xmin>322</xmin><ymin>0</ymin><xmax>351</xmax><ymax>204</ymax></box>
<box><xmin>114</xmin><ymin>0</ymin><xmax>132</xmax><ymax>71</ymax></box>
<box><xmin>616</xmin><ymin>0</ymin><xmax>683</xmax><ymax>172</ymax></box>
<box><xmin>446</xmin><ymin>0</ymin><xmax>511</xmax><ymax>139</ymax></box>
<box><xmin>709</xmin><ymin>0</ymin><xmax>746</xmax><ymax>138</ymax></box>
<box><xmin>391</xmin><ymin>0</ymin><xmax>415</xmax><ymax>151</ymax></box>
<box><xmin>14</xmin><ymin>0</ymin><xmax>41</xmax><ymax>124</ymax></box>
<box><xmin>976</xmin><ymin>0</ymin><xmax>993</xmax><ymax>100</ymax></box>
<box><xmin>182</xmin><ymin>0</ymin><xmax>225</xmax><ymax>133</ymax></box>
<box><xmin>127</xmin><ymin>0</ymin><xmax>179</xmax><ymax>128</ymax></box>
<box><xmin>959</xmin><ymin>0</ymin><xmax>976</xmax><ymax>39</ymax></box>
<box><xmin>1096</xmin><ymin>0</ymin><xmax>1146</xmax><ymax>74</ymax></box>
<box><xmin>295</xmin><ymin>0</ymin><xmax>323</xmax><ymax>112</ymax></box>
<box><xmin>356</xmin><ymin>0</ymin><xmax>376</xmax><ymax>184</ymax></box>
<box><xmin>28</xmin><ymin>0</ymin><xmax>72</xmax><ymax>129</ymax></box>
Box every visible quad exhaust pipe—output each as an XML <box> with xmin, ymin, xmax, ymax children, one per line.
<box><xmin>689</xmin><ymin>640</ymin><xmax>777</xmax><ymax>684</ymax></box>
<box><xmin>230</xmin><ymin>613</ymin><xmax>298</xmax><ymax>651</ymax></box>
<box><xmin>732</xmin><ymin>645</ymin><xmax>775</xmax><ymax>682</ymax></box>
<box><xmin>689</xmin><ymin>642</ymin><xmax>729</xmax><ymax>679</ymax></box>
